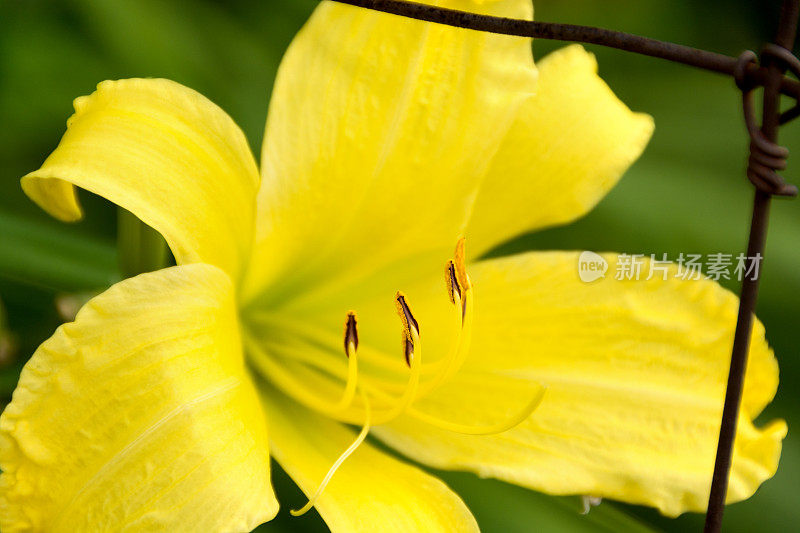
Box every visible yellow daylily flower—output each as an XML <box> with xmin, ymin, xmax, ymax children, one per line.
<box><xmin>0</xmin><ymin>0</ymin><xmax>786</xmax><ymax>531</ymax></box>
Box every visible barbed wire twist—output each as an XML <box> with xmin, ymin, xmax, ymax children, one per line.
<box><xmin>736</xmin><ymin>48</ymin><xmax>799</xmax><ymax>196</ymax></box>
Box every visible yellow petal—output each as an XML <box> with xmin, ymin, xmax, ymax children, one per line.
<box><xmin>244</xmin><ymin>0</ymin><xmax>537</xmax><ymax>305</ymax></box>
<box><xmin>369</xmin><ymin>252</ymin><xmax>784</xmax><ymax>516</ymax></box>
<box><xmin>0</xmin><ymin>264</ymin><xmax>277</xmax><ymax>532</ymax></box>
<box><xmin>260</xmin><ymin>386</ymin><xmax>478</xmax><ymax>533</ymax></box>
<box><xmin>21</xmin><ymin>79</ymin><xmax>259</xmax><ymax>281</ymax></box>
<box><xmin>466</xmin><ymin>45</ymin><xmax>655</xmax><ymax>257</ymax></box>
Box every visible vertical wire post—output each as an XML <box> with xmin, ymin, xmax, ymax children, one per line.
<box><xmin>704</xmin><ymin>1</ymin><xmax>799</xmax><ymax>531</ymax></box>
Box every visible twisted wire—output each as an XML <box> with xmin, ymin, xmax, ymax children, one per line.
<box><xmin>735</xmin><ymin>48</ymin><xmax>799</xmax><ymax>197</ymax></box>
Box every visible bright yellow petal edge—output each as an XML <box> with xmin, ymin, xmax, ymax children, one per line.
<box><xmin>466</xmin><ymin>44</ymin><xmax>655</xmax><ymax>257</ymax></box>
<box><xmin>20</xmin><ymin>78</ymin><xmax>260</xmax><ymax>283</ymax></box>
<box><xmin>0</xmin><ymin>265</ymin><xmax>278</xmax><ymax>532</ymax></box>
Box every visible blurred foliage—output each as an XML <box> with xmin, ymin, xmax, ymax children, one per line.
<box><xmin>0</xmin><ymin>0</ymin><xmax>798</xmax><ymax>531</ymax></box>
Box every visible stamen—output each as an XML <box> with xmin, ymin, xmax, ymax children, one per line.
<box><xmin>424</xmin><ymin>287</ymin><xmax>472</xmax><ymax>391</ymax></box>
<box><xmin>291</xmin><ymin>389</ymin><xmax>373</xmax><ymax>517</ymax></box>
<box><xmin>250</xmin><ymin>312</ymin><xmax>410</xmax><ymax>377</ymax></box>
<box><xmin>445</xmin><ymin>260</ymin><xmax>461</xmax><ymax>305</ymax></box>
<box><xmin>343</xmin><ymin>311</ymin><xmax>358</xmax><ymax>357</ymax></box>
<box><xmin>366</xmin><ymin>295</ymin><xmax>424</xmax><ymax>424</ymax></box>
<box><xmin>408</xmin><ymin>385</ymin><xmax>546</xmax><ymax>435</ymax></box>
<box><xmin>246</xmin><ymin>238</ymin><xmax>517</xmax><ymax>434</ymax></box>
<box><xmin>416</xmin><ymin>239</ymin><xmax>474</xmax><ymax>397</ymax></box>
<box><xmin>395</xmin><ymin>292</ymin><xmax>420</xmax><ymax>345</ymax></box>
<box><xmin>333</xmin><ymin>312</ymin><xmax>360</xmax><ymax>411</ymax></box>
<box><xmin>243</xmin><ymin>325</ymin><xmax>361</xmax><ymax>422</ymax></box>
<box><xmin>273</xmin><ymin>295</ymin><xmax>426</xmax><ymax>426</ymax></box>
<box><xmin>403</xmin><ymin>335</ymin><xmax>415</xmax><ymax>368</ymax></box>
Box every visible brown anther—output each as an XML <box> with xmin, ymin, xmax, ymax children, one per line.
<box><xmin>343</xmin><ymin>311</ymin><xmax>358</xmax><ymax>358</ymax></box>
<box><xmin>395</xmin><ymin>293</ymin><xmax>419</xmax><ymax>338</ymax></box>
<box><xmin>395</xmin><ymin>292</ymin><xmax>419</xmax><ymax>367</ymax></box>
<box><xmin>445</xmin><ymin>260</ymin><xmax>462</xmax><ymax>305</ymax></box>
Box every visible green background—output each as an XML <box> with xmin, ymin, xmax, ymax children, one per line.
<box><xmin>1</xmin><ymin>0</ymin><xmax>798</xmax><ymax>531</ymax></box>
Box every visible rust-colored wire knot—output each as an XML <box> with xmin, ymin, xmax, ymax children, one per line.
<box><xmin>735</xmin><ymin>47</ymin><xmax>799</xmax><ymax>197</ymax></box>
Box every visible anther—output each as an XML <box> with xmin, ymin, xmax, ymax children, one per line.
<box><xmin>395</xmin><ymin>292</ymin><xmax>420</xmax><ymax>368</ymax></box>
<box><xmin>343</xmin><ymin>311</ymin><xmax>359</xmax><ymax>358</ymax></box>
<box><xmin>396</xmin><ymin>293</ymin><xmax>419</xmax><ymax>336</ymax></box>
<box><xmin>445</xmin><ymin>260</ymin><xmax>462</xmax><ymax>305</ymax></box>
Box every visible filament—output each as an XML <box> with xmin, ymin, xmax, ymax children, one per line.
<box><xmin>332</xmin><ymin>338</ymin><xmax>359</xmax><ymax>411</ymax></box>
<box><xmin>407</xmin><ymin>385</ymin><xmax>547</xmax><ymax>435</ymax></box>
<box><xmin>247</xmin><ymin>238</ymin><xmax>543</xmax><ymax>440</ymax></box>
<box><xmin>368</xmin><ymin>300</ymin><xmax>423</xmax><ymax>425</ymax></box>
<box><xmin>291</xmin><ymin>389</ymin><xmax>373</xmax><ymax>517</ymax></box>
<box><xmin>245</xmin><ymin>308</ymin><xmax>420</xmax><ymax>425</ymax></box>
<box><xmin>244</xmin><ymin>335</ymin><xmax>363</xmax><ymax>424</ymax></box>
<box><xmin>248</xmin><ymin>312</ymin><xmax>412</xmax><ymax>377</ymax></box>
<box><xmin>416</xmin><ymin>279</ymin><xmax>473</xmax><ymax>397</ymax></box>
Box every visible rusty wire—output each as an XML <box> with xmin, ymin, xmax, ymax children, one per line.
<box><xmin>329</xmin><ymin>1</ymin><xmax>799</xmax><ymax>531</ymax></box>
<box><xmin>332</xmin><ymin>0</ymin><xmax>800</xmax><ymax>96</ymax></box>
<box><xmin>737</xmin><ymin>47</ymin><xmax>800</xmax><ymax>196</ymax></box>
<box><xmin>706</xmin><ymin>2</ymin><xmax>799</xmax><ymax>531</ymax></box>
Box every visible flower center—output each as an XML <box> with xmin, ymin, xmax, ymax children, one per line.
<box><xmin>242</xmin><ymin>239</ymin><xmax>545</xmax><ymax>515</ymax></box>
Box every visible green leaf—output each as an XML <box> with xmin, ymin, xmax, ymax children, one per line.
<box><xmin>0</xmin><ymin>211</ymin><xmax>117</xmax><ymax>292</ymax></box>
